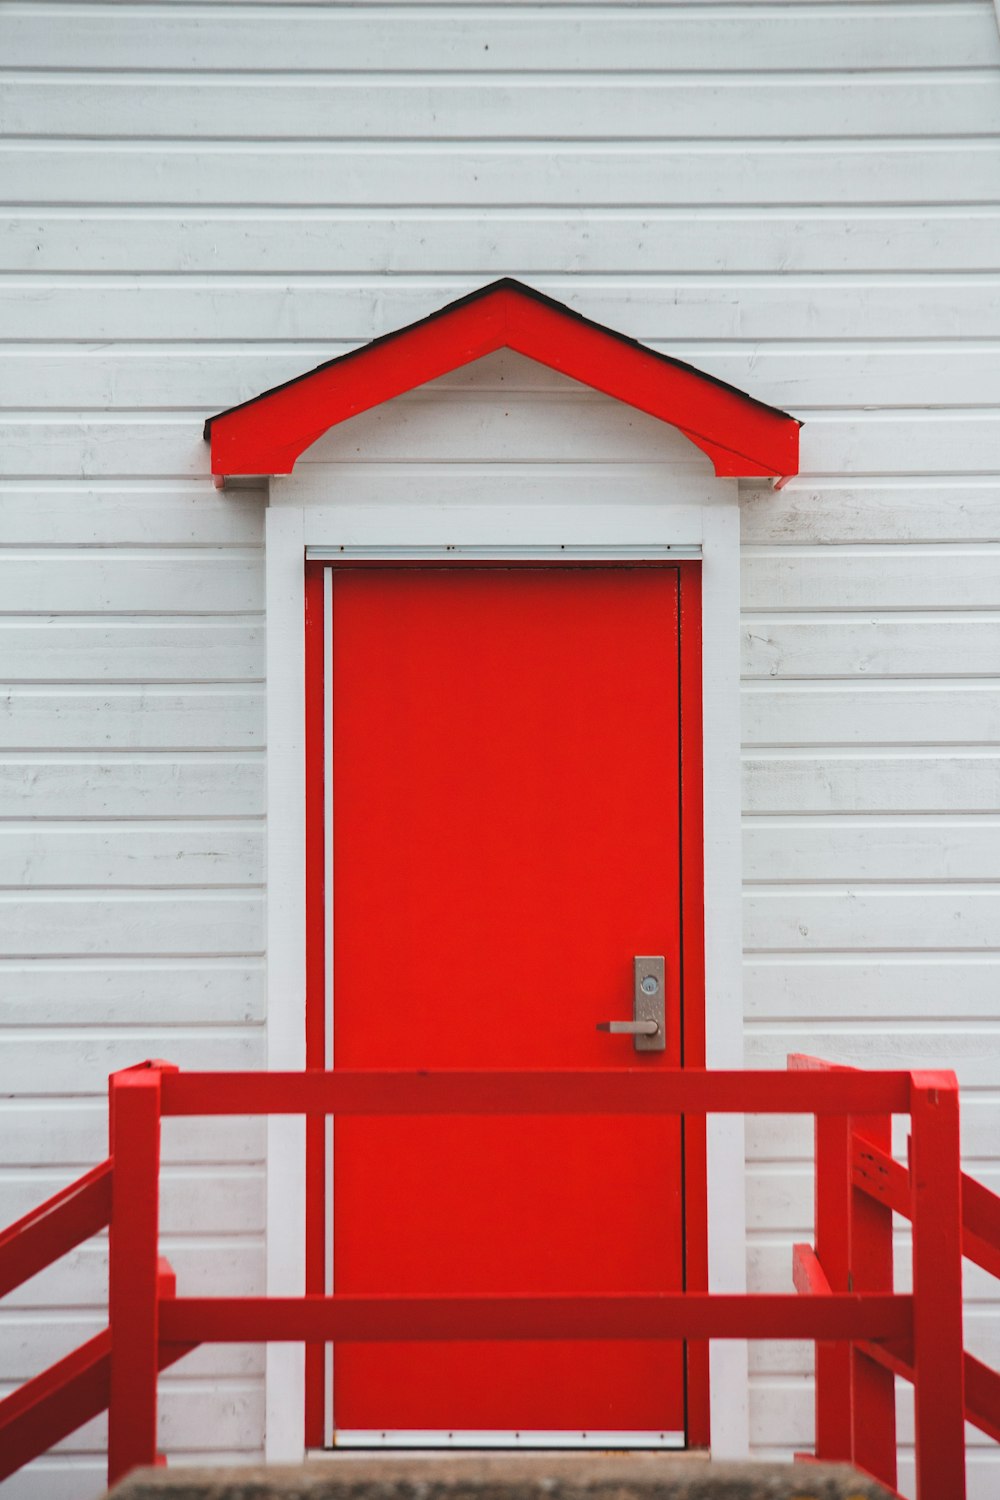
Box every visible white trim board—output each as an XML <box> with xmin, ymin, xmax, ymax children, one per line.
<box><xmin>264</xmin><ymin>502</ymin><xmax>308</xmax><ymax>1461</ymax></box>
<box><xmin>263</xmin><ymin>480</ymin><xmax>748</xmax><ymax>1461</ymax></box>
<box><xmin>306</xmin><ymin>543</ymin><xmax>701</xmax><ymax>561</ymax></box>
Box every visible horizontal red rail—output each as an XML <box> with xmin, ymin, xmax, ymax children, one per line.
<box><xmin>159</xmin><ymin>1291</ymin><xmax>913</xmax><ymax>1346</ymax></box>
<box><xmin>0</xmin><ymin>1159</ymin><xmax>112</xmax><ymax>1298</ymax></box>
<box><xmin>853</xmin><ymin>1135</ymin><xmax>1000</xmax><ymax>1280</ymax></box>
<box><xmin>161</xmin><ymin>1068</ymin><xmax>913</xmax><ymax>1119</ymax></box>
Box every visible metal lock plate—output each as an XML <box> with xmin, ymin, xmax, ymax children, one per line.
<box><xmin>633</xmin><ymin>955</ymin><xmax>666</xmax><ymax>1052</ymax></box>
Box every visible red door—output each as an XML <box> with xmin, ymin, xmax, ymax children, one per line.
<box><xmin>325</xmin><ymin>563</ymin><xmax>692</xmax><ymax>1445</ymax></box>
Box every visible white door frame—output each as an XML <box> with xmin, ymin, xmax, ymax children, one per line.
<box><xmin>261</xmin><ymin>479</ymin><xmax>749</xmax><ymax>1460</ymax></box>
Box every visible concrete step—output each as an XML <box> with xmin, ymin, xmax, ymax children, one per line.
<box><xmin>106</xmin><ymin>1453</ymin><xmax>894</xmax><ymax>1500</ymax></box>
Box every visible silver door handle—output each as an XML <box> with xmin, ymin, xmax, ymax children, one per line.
<box><xmin>597</xmin><ymin>1019</ymin><xmax>659</xmax><ymax>1036</ymax></box>
<box><xmin>596</xmin><ymin>956</ymin><xmax>666</xmax><ymax>1053</ymax></box>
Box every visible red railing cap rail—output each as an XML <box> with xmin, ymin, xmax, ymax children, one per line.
<box><xmin>158</xmin><ymin>1066</ymin><xmax>914</xmax><ymax>1118</ymax></box>
<box><xmin>159</xmin><ymin>1291</ymin><xmax>913</xmax><ymax>1346</ymax></box>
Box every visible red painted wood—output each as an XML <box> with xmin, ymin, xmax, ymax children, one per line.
<box><xmin>0</xmin><ymin>1331</ymin><xmax>193</xmax><ymax>1485</ymax></box>
<box><xmin>157</xmin><ymin>1257</ymin><xmax>177</xmax><ymax>1300</ymax></box>
<box><xmin>862</xmin><ymin>1339</ymin><xmax>1000</xmax><ymax>1449</ymax></box>
<box><xmin>504</xmin><ymin>289</ymin><xmax>797</xmax><ymax>478</ymax></box>
<box><xmin>0</xmin><ymin>1246</ymin><xmax>186</xmax><ymax>1481</ymax></box>
<box><xmin>962</xmin><ymin>1171</ymin><xmax>1000</xmax><ymax>1281</ymax></box>
<box><xmin>855</xmin><ymin>1338</ymin><xmax>915</xmax><ymax>1383</ymax></box>
<box><xmin>160</xmin><ymin>1068</ymin><xmax>913</xmax><ymax>1119</ymax></box>
<box><xmin>303</xmin><ymin>560</ymin><xmax>327</xmax><ymax>1448</ymax></box>
<box><xmin>791</xmin><ymin>1053</ymin><xmax>862</xmax><ymax>1468</ymax></box>
<box><xmin>107</xmin><ymin>1067</ymin><xmax>168</xmax><ymax>1486</ymax></box>
<box><xmin>855</xmin><ymin>1132</ymin><xmax>1000</xmax><ymax>1281</ymax></box>
<box><xmin>207</xmin><ymin>290</ymin><xmax>504</xmax><ymax>476</ymax></box>
<box><xmin>852</xmin><ymin>1133</ymin><xmax>909</xmax><ymax>1215</ymax></box>
<box><xmin>849</xmin><ymin>1114</ymin><xmax>897</xmax><ymax>1493</ymax></box>
<box><xmin>159</xmin><ymin>1293</ymin><xmax>913</xmax><ymax>1346</ymax></box>
<box><xmin>964</xmin><ymin>1352</ymin><xmax>1000</xmax><ymax>1445</ymax></box>
<box><xmin>798</xmin><ymin>1055</ymin><xmax>902</xmax><ymax>1485</ymax></box>
<box><xmin>677</xmin><ymin>566</ymin><xmax>710</xmax><ymax>1449</ymax></box>
<box><xmin>794</xmin><ymin>1109</ymin><xmax>898</xmax><ymax>1492</ymax></box>
<box><xmin>5</xmin><ymin>1043</ymin><xmax>991</xmax><ymax>1483</ymax></box>
<box><xmin>0</xmin><ymin>1158</ymin><xmax>111</xmax><ymax>1297</ymax></box>
<box><xmin>910</xmin><ymin>1074</ymin><xmax>966</xmax><ymax>1500</ymax></box>
<box><xmin>205</xmin><ymin>281</ymin><xmax>800</xmax><ymax>481</ymax></box>
<box><xmin>0</xmin><ymin>1329</ymin><xmax>110</xmax><ymax>1480</ymax></box>
<box><xmin>329</xmin><ymin>564</ymin><xmax>686</xmax><ymax>1436</ymax></box>
<box><xmin>792</xmin><ymin>1243</ymin><xmax>832</xmax><ymax>1297</ymax></box>
<box><xmin>813</xmin><ymin>1111</ymin><xmax>854</xmax><ymax>1462</ymax></box>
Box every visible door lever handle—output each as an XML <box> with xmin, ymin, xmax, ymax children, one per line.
<box><xmin>596</xmin><ymin>956</ymin><xmax>666</xmax><ymax>1053</ymax></box>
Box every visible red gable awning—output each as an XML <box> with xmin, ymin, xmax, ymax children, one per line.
<box><xmin>205</xmin><ymin>279</ymin><xmax>800</xmax><ymax>483</ymax></box>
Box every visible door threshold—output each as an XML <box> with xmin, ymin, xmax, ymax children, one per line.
<box><xmin>313</xmin><ymin>1433</ymin><xmax>686</xmax><ymax>1455</ymax></box>
<box><xmin>306</xmin><ymin>1448</ymin><xmax>707</xmax><ymax>1463</ymax></box>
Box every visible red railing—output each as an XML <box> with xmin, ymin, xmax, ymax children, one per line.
<box><xmin>0</xmin><ymin>1157</ymin><xmax>112</xmax><ymax>1299</ymax></box>
<box><xmin>790</xmin><ymin>1054</ymin><xmax>1000</xmax><ymax>1491</ymax></box>
<box><xmin>1</xmin><ymin>1056</ymin><xmax>998</xmax><ymax>1499</ymax></box>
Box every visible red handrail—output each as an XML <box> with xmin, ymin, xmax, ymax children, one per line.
<box><xmin>160</xmin><ymin>1066</ymin><xmax>913</xmax><ymax>1117</ymax></box>
<box><xmin>0</xmin><ymin>1317</ymin><xmax>193</xmax><ymax>1483</ymax></box>
<box><xmin>853</xmin><ymin>1131</ymin><xmax>1000</xmax><ymax>1282</ymax></box>
<box><xmin>0</xmin><ymin>1157</ymin><xmax>112</xmax><ymax>1298</ymax></box>
<box><xmin>158</xmin><ymin>1290</ymin><xmax>913</xmax><ymax>1346</ymax></box>
<box><xmin>0</xmin><ymin>1057</ymin><xmax>992</xmax><ymax>1500</ymax></box>
<box><xmin>790</xmin><ymin>1052</ymin><xmax>1000</xmax><ymax>1493</ymax></box>
<box><xmin>0</xmin><ymin>1157</ymin><xmax>117</xmax><ymax>1484</ymax></box>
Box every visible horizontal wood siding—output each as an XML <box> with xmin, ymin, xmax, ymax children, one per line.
<box><xmin>2</xmin><ymin>0</ymin><xmax>998</xmax><ymax>1490</ymax></box>
<box><xmin>739</xmin><ymin>0</ymin><xmax>1000</xmax><ymax>1457</ymax></box>
<box><xmin>0</xmin><ymin>12</ymin><xmax>270</xmax><ymax>1461</ymax></box>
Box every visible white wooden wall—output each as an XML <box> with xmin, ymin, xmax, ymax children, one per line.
<box><xmin>2</xmin><ymin>2</ymin><xmax>999</xmax><ymax>1495</ymax></box>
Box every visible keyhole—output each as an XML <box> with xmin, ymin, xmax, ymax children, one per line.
<box><xmin>640</xmin><ymin>975</ymin><xmax>659</xmax><ymax>996</ymax></box>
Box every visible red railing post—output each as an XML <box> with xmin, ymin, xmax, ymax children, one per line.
<box><xmin>910</xmin><ymin>1072</ymin><xmax>965</xmax><ymax>1500</ymax></box>
<box><xmin>848</xmin><ymin>1112</ymin><xmax>897</xmax><ymax>1492</ymax></box>
<box><xmin>107</xmin><ymin>1063</ymin><xmax>170</xmax><ymax>1486</ymax></box>
<box><xmin>813</xmin><ymin>1109</ymin><xmax>853</xmax><ymax>1461</ymax></box>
